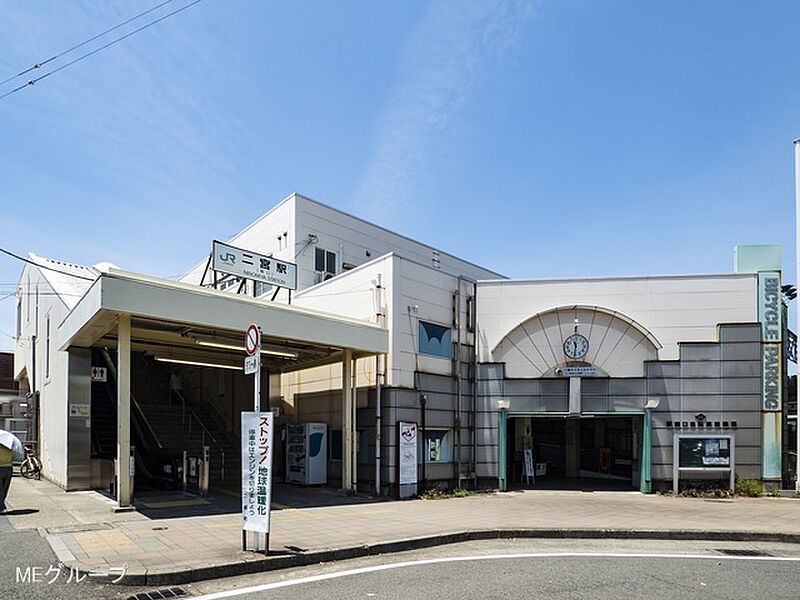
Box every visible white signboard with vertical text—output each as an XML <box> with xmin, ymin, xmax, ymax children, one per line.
<box><xmin>241</xmin><ymin>411</ymin><xmax>274</xmax><ymax>533</ymax></box>
<box><xmin>398</xmin><ymin>421</ymin><xmax>418</xmax><ymax>499</ymax></box>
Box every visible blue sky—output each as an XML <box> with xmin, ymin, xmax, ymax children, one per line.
<box><xmin>0</xmin><ymin>1</ymin><xmax>799</xmax><ymax>351</ymax></box>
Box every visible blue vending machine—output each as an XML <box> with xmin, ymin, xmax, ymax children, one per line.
<box><xmin>286</xmin><ymin>422</ymin><xmax>328</xmax><ymax>485</ymax></box>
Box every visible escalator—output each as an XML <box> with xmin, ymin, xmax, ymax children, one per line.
<box><xmin>90</xmin><ymin>348</ymin><xmax>236</xmax><ymax>495</ymax></box>
<box><xmin>90</xmin><ymin>348</ymin><xmax>182</xmax><ymax>492</ymax></box>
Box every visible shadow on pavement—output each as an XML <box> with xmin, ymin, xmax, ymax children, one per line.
<box><xmin>129</xmin><ymin>482</ymin><xmax>385</xmax><ymax>520</ymax></box>
<box><xmin>508</xmin><ymin>478</ymin><xmax>639</xmax><ymax>492</ymax></box>
<box><xmin>0</xmin><ymin>509</ymin><xmax>40</xmax><ymax>516</ymax></box>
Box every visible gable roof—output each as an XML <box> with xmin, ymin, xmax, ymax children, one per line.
<box><xmin>26</xmin><ymin>253</ymin><xmax>100</xmax><ymax>310</ymax></box>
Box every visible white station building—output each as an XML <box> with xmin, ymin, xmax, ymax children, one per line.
<box><xmin>12</xmin><ymin>193</ymin><xmax>793</xmax><ymax>506</ymax></box>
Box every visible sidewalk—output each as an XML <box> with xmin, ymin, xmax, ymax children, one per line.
<box><xmin>6</xmin><ymin>477</ymin><xmax>800</xmax><ymax>586</ymax></box>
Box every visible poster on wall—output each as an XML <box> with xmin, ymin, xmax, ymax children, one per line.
<box><xmin>398</xmin><ymin>421</ymin><xmax>418</xmax><ymax>499</ymax></box>
<box><xmin>241</xmin><ymin>411</ymin><xmax>274</xmax><ymax>534</ymax></box>
<box><xmin>677</xmin><ymin>437</ymin><xmax>731</xmax><ymax>469</ymax></box>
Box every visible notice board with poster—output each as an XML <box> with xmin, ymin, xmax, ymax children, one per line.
<box><xmin>673</xmin><ymin>433</ymin><xmax>735</xmax><ymax>494</ymax></box>
<box><xmin>398</xmin><ymin>421</ymin><xmax>418</xmax><ymax>499</ymax></box>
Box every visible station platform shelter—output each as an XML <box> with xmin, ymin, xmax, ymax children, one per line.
<box><xmin>46</xmin><ymin>268</ymin><xmax>386</xmax><ymax>508</ymax></box>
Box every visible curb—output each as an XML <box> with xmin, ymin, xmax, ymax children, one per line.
<box><xmin>63</xmin><ymin>528</ymin><xmax>800</xmax><ymax>587</ymax></box>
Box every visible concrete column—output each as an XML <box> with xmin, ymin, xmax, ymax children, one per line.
<box><xmin>568</xmin><ymin>377</ymin><xmax>581</xmax><ymax>415</ymax></box>
<box><xmin>565</xmin><ymin>419</ymin><xmax>580</xmax><ymax>478</ymax></box>
<box><xmin>117</xmin><ymin>314</ymin><xmax>132</xmax><ymax>507</ymax></box>
<box><xmin>350</xmin><ymin>356</ymin><xmax>358</xmax><ymax>491</ymax></box>
<box><xmin>639</xmin><ymin>410</ymin><xmax>652</xmax><ymax>493</ymax></box>
<box><xmin>342</xmin><ymin>349</ymin><xmax>354</xmax><ymax>492</ymax></box>
<box><xmin>66</xmin><ymin>348</ymin><xmax>92</xmax><ymax>491</ymax></box>
<box><xmin>497</xmin><ymin>408</ymin><xmax>507</xmax><ymax>491</ymax></box>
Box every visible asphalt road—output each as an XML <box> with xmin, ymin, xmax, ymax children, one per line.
<box><xmin>0</xmin><ymin>511</ymin><xmax>128</xmax><ymax>600</ymax></box>
<box><xmin>4</xmin><ymin>535</ymin><xmax>800</xmax><ymax>599</ymax></box>
<box><xmin>177</xmin><ymin>538</ymin><xmax>800</xmax><ymax>600</ymax></box>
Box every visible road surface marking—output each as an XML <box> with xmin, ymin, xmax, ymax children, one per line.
<box><xmin>190</xmin><ymin>551</ymin><xmax>800</xmax><ymax>599</ymax></box>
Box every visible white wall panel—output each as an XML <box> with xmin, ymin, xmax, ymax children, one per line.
<box><xmin>181</xmin><ymin>195</ymin><xmax>297</xmax><ymax>287</ymax></box>
<box><xmin>478</xmin><ymin>274</ymin><xmax>757</xmax><ymax>364</ymax></box>
<box><xmin>14</xmin><ymin>264</ymin><xmax>71</xmax><ymax>486</ymax></box>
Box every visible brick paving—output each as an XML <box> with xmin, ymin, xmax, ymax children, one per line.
<box><xmin>5</xmin><ymin>477</ymin><xmax>800</xmax><ymax>578</ymax></box>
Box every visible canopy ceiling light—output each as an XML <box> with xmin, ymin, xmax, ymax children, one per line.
<box><xmin>154</xmin><ymin>356</ymin><xmax>241</xmax><ymax>371</ymax></box>
<box><xmin>194</xmin><ymin>339</ymin><xmax>298</xmax><ymax>359</ymax></box>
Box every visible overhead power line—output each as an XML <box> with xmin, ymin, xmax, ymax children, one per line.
<box><xmin>0</xmin><ymin>247</ymin><xmax>96</xmax><ymax>281</ymax></box>
<box><xmin>0</xmin><ymin>0</ymin><xmax>178</xmax><ymax>88</ymax></box>
<box><xmin>0</xmin><ymin>0</ymin><xmax>205</xmax><ymax>101</ymax></box>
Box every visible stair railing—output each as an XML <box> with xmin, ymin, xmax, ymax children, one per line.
<box><xmin>101</xmin><ymin>349</ymin><xmax>163</xmax><ymax>450</ymax></box>
<box><xmin>176</xmin><ymin>390</ymin><xmax>226</xmax><ymax>482</ymax></box>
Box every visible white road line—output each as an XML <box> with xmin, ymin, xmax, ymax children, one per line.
<box><xmin>190</xmin><ymin>551</ymin><xmax>800</xmax><ymax>600</ymax></box>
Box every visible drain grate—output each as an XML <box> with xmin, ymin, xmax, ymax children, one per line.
<box><xmin>127</xmin><ymin>587</ymin><xmax>187</xmax><ymax>600</ymax></box>
<box><xmin>715</xmin><ymin>548</ymin><xmax>771</xmax><ymax>557</ymax></box>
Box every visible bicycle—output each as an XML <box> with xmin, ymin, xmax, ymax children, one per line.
<box><xmin>20</xmin><ymin>446</ymin><xmax>42</xmax><ymax>480</ymax></box>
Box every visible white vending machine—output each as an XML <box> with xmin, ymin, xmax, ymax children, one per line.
<box><xmin>286</xmin><ymin>422</ymin><xmax>327</xmax><ymax>485</ymax></box>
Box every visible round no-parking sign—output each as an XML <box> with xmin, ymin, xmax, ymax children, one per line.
<box><xmin>245</xmin><ymin>323</ymin><xmax>261</xmax><ymax>356</ymax></box>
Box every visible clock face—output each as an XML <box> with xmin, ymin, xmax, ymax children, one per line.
<box><xmin>563</xmin><ymin>334</ymin><xmax>589</xmax><ymax>360</ymax></box>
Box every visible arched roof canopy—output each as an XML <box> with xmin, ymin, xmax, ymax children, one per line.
<box><xmin>492</xmin><ymin>305</ymin><xmax>662</xmax><ymax>378</ymax></box>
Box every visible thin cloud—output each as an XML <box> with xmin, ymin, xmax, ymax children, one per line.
<box><xmin>354</xmin><ymin>0</ymin><xmax>536</xmax><ymax>221</ymax></box>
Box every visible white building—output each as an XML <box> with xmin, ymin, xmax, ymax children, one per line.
<box><xmin>12</xmin><ymin>194</ymin><xmax>790</xmax><ymax>504</ymax></box>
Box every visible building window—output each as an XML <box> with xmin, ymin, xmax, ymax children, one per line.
<box><xmin>419</xmin><ymin>429</ymin><xmax>452</xmax><ymax>463</ymax></box>
<box><xmin>418</xmin><ymin>321</ymin><xmax>452</xmax><ymax>358</ymax></box>
<box><xmin>15</xmin><ymin>299</ymin><xmax>21</xmax><ymax>339</ymax></box>
<box><xmin>45</xmin><ymin>313</ymin><xmax>51</xmax><ymax>379</ymax></box>
<box><xmin>315</xmin><ymin>247</ymin><xmax>337</xmax><ymax>276</ymax></box>
<box><xmin>255</xmin><ymin>281</ymin><xmax>273</xmax><ymax>297</ymax></box>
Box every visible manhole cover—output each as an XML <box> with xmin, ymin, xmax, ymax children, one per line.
<box><xmin>127</xmin><ymin>587</ymin><xmax>187</xmax><ymax>600</ymax></box>
<box><xmin>715</xmin><ymin>548</ymin><xmax>771</xmax><ymax>557</ymax></box>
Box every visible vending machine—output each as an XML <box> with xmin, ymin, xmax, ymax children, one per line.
<box><xmin>285</xmin><ymin>422</ymin><xmax>328</xmax><ymax>485</ymax></box>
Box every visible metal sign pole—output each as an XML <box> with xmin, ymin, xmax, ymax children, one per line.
<box><xmin>254</xmin><ymin>351</ymin><xmax>261</xmax><ymax>412</ymax></box>
<box><xmin>242</xmin><ymin>323</ymin><xmax>265</xmax><ymax>553</ymax></box>
<box><xmin>794</xmin><ymin>138</ymin><xmax>800</xmax><ymax>491</ymax></box>
<box><xmin>253</xmin><ymin>327</ymin><xmax>262</xmax><ymax>552</ymax></box>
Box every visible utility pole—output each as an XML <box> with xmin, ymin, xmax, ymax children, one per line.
<box><xmin>794</xmin><ymin>138</ymin><xmax>800</xmax><ymax>490</ymax></box>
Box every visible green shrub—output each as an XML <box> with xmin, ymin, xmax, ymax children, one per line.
<box><xmin>735</xmin><ymin>479</ymin><xmax>763</xmax><ymax>497</ymax></box>
<box><xmin>419</xmin><ymin>486</ymin><xmax>473</xmax><ymax>500</ymax></box>
<box><xmin>677</xmin><ymin>481</ymin><xmax>733</xmax><ymax>498</ymax></box>
<box><xmin>419</xmin><ymin>487</ymin><xmax>448</xmax><ymax>500</ymax></box>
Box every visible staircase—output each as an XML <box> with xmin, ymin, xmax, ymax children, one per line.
<box><xmin>90</xmin><ymin>376</ymin><xmax>117</xmax><ymax>459</ymax></box>
<box><xmin>94</xmin><ymin>350</ymin><xmax>240</xmax><ymax>488</ymax></box>
<box><xmin>135</xmin><ymin>401</ymin><xmax>238</xmax><ymax>484</ymax></box>
<box><xmin>130</xmin><ymin>353</ymin><xmax>240</xmax><ymax>486</ymax></box>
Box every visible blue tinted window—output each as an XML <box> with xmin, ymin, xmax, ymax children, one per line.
<box><xmin>418</xmin><ymin>321</ymin><xmax>451</xmax><ymax>358</ymax></box>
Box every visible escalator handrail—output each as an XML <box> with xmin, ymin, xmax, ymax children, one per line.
<box><xmin>101</xmin><ymin>348</ymin><xmax>163</xmax><ymax>450</ymax></box>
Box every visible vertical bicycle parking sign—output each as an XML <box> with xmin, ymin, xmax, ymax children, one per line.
<box><xmin>241</xmin><ymin>411</ymin><xmax>274</xmax><ymax>553</ymax></box>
